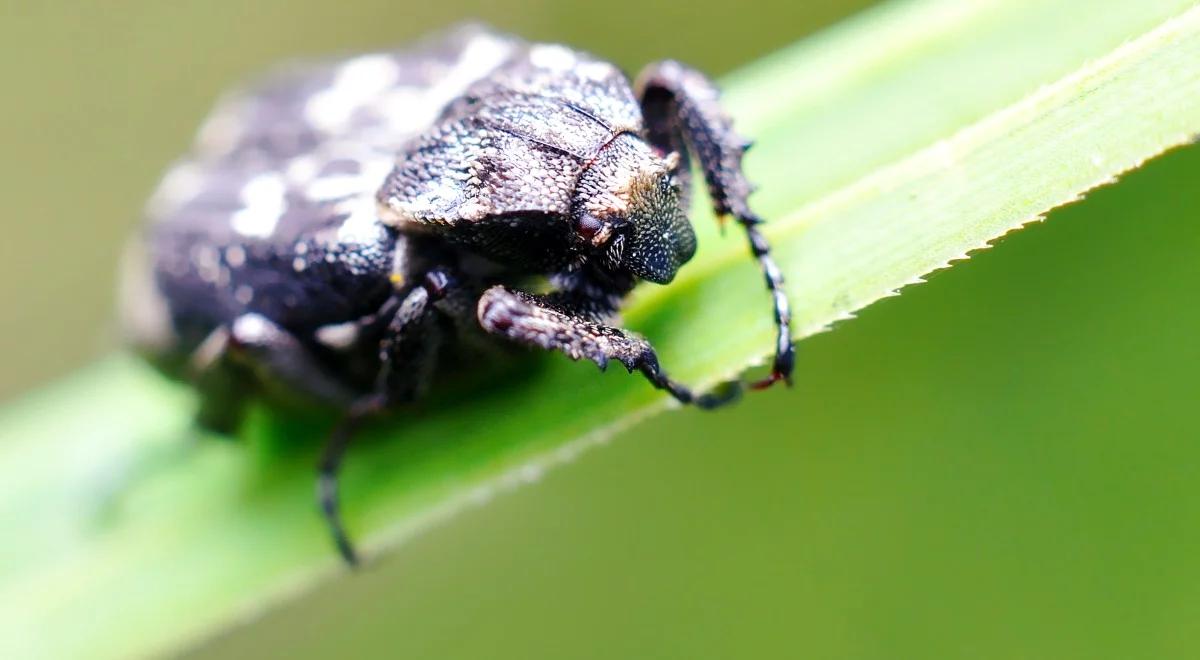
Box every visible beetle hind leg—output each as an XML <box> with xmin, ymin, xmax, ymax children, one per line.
<box><xmin>190</xmin><ymin>315</ymin><xmax>365</xmax><ymax>563</ymax></box>
<box><xmin>186</xmin><ymin>326</ymin><xmax>252</xmax><ymax>436</ymax></box>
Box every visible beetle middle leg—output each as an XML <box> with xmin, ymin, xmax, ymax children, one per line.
<box><xmin>186</xmin><ymin>270</ymin><xmax>457</xmax><ymax>566</ymax></box>
<box><xmin>478</xmin><ymin>285</ymin><xmax>741</xmax><ymax>409</ymax></box>
<box><xmin>316</xmin><ymin>268</ymin><xmax>459</xmax><ymax>565</ymax></box>
<box><xmin>636</xmin><ymin>60</ymin><xmax>794</xmax><ymax>389</ymax></box>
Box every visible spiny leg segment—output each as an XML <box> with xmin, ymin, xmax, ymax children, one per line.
<box><xmin>636</xmin><ymin>60</ymin><xmax>794</xmax><ymax>388</ymax></box>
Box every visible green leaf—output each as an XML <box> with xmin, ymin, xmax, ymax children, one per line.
<box><xmin>4</xmin><ymin>0</ymin><xmax>1200</xmax><ymax>657</ymax></box>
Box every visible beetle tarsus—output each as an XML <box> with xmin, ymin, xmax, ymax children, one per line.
<box><xmin>636</xmin><ymin>354</ymin><xmax>743</xmax><ymax>410</ymax></box>
<box><xmin>317</xmin><ymin>394</ymin><xmax>387</xmax><ymax>567</ymax></box>
<box><xmin>741</xmin><ymin>220</ymin><xmax>795</xmax><ymax>389</ymax></box>
<box><xmin>318</xmin><ymin>412</ymin><xmax>363</xmax><ymax>567</ymax></box>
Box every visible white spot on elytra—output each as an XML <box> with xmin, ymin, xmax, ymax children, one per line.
<box><xmin>335</xmin><ymin>158</ymin><xmax>393</xmax><ymax>243</ymax></box>
<box><xmin>286</xmin><ymin>154</ymin><xmax>320</xmax><ymax>182</ymax></box>
<box><xmin>447</xmin><ymin>34</ymin><xmax>515</xmax><ymax>89</ymax></box>
<box><xmin>232</xmin><ymin>313</ymin><xmax>272</xmax><ymax>343</ymax></box>
<box><xmin>401</xmin><ymin>178</ymin><xmax>464</xmax><ymax>218</ymax></box>
<box><xmin>336</xmin><ymin>198</ymin><xmax>384</xmax><ymax>244</ymax></box>
<box><xmin>146</xmin><ymin>162</ymin><xmax>204</xmax><ymax>217</ymax></box>
<box><xmin>376</xmin><ymin>87</ymin><xmax>429</xmax><ymax>134</ymax></box>
<box><xmin>305</xmin><ymin>174</ymin><xmax>367</xmax><ymax>202</ymax></box>
<box><xmin>196</xmin><ymin>102</ymin><xmax>246</xmax><ymax>157</ymax></box>
<box><xmin>577</xmin><ymin>61</ymin><xmax>614</xmax><ymax>81</ymax></box>
<box><xmin>224</xmin><ymin>245</ymin><xmax>246</xmax><ymax>268</ymax></box>
<box><xmin>231</xmin><ymin>173</ymin><xmax>286</xmax><ymax>238</ymax></box>
<box><xmin>529</xmin><ymin>44</ymin><xmax>577</xmax><ymax>71</ymax></box>
<box><xmin>315</xmin><ymin>321</ymin><xmax>360</xmax><ymax>349</ymax></box>
<box><xmin>305</xmin><ymin>54</ymin><xmax>400</xmax><ymax>132</ymax></box>
<box><xmin>234</xmin><ymin>285</ymin><xmax>254</xmax><ymax>305</ymax></box>
<box><xmin>380</xmin><ymin>33</ymin><xmax>514</xmax><ymax>137</ymax></box>
<box><xmin>191</xmin><ymin>244</ymin><xmax>221</xmax><ymax>283</ymax></box>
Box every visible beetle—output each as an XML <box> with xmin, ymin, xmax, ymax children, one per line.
<box><xmin>120</xmin><ymin>25</ymin><xmax>793</xmax><ymax>565</ymax></box>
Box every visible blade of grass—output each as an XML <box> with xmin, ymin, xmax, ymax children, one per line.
<box><xmin>3</xmin><ymin>0</ymin><xmax>1200</xmax><ymax>658</ymax></box>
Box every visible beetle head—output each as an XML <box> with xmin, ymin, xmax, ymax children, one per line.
<box><xmin>571</xmin><ymin>135</ymin><xmax>696</xmax><ymax>284</ymax></box>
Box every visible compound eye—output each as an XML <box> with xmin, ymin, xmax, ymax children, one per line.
<box><xmin>577</xmin><ymin>214</ymin><xmax>602</xmax><ymax>241</ymax></box>
<box><xmin>575</xmin><ymin>213</ymin><xmax>614</xmax><ymax>248</ymax></box>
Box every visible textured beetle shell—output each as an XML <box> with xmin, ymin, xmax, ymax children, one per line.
<box><xmin>376</xmin><ymin>41</ymin><xmax>645</xmax><ymax>231</ymax></box>
<box><xmin>123</xmin><ymin>26</ymin><xmax>525</xmax><ymax>357</ymax></box>
<box><xmin>117</xmin><ymin>24</ymin><xmax>793</xmax><ymax>565</ymax></box>
<box><xmin>144</xmin><ymin>26</ymin><xmax>523</xmax><ymax>245</ymax></box>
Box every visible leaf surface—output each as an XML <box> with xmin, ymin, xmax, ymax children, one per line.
<box><xmin>3</xmin><ymin>1</ymin><xmax>1199</xmax><ymax>657</ymax></box>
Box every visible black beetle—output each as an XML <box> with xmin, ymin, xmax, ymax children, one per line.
<box><xmin>120</xmin><ymin>25</ymin><xmax>793</xmax><ymax>564</ymax></box>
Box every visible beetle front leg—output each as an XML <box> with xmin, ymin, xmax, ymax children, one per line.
<box><xmin>478</xmin><ymin>286</ymin><xmax>740</xmax><ymax>409</ymax></box>
<box><xmin>635</xmin><ymin>61</ymin><xmax>794</xmax><ymax>389</ymax></box>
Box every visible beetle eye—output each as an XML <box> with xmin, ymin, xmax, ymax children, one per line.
<box><xmin>576</xmin><ymin>214</ymin><xmax>603</xmax><ymax>242</ymax></box>
<box><xmin>576</xmin><ymin>213</ymin><xmax>621</xmax><ymax>249</ymax></box>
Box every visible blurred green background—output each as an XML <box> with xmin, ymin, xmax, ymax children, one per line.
<box><xmin>5</xmin><ymin>1</ymin><xmax>1199</xmax><ymax>659</ymax></box>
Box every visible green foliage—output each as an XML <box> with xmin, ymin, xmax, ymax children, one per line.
<box><xmin>3</xmin><ymin>0</ymin><xmax>1200</xmax><ymax>657</ymax></box>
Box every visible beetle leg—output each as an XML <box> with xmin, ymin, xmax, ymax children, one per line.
<box><xmin>186</xmin><ymin>326</ymin><xmax>251</xmax><ymax>435</ymax></box>
<box><xmin>189</xmin><ymin>308</ymin><xmax>418</xmax><ymax>566</ymax></box>
<box><xmin>186</xmin><ymin>317</ymin><xmax>362</xmax><ymax>432</ymax></box>
<box><xmin>477</xmin><ymin>285</ymin><xmax>741</xmax><ymax>409</ymax></box>
<box><xmin>224</xmin><ymin>314</ymin><xmax>360</xmax><ymax>406</ymax></box>
<box><xmin>317</xmin><ymin>268</ymin><xmax>460</xmax><ymax>566</ymax></box>
<box><xmin>635</xmin><ymin>61</ymin><xmax>794</xmax><ymax>389</ymax></box>
<box><xmin>317</xmin><ymin>395</ymin><xmax>385</xmax><ymax>567</ymax></box>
